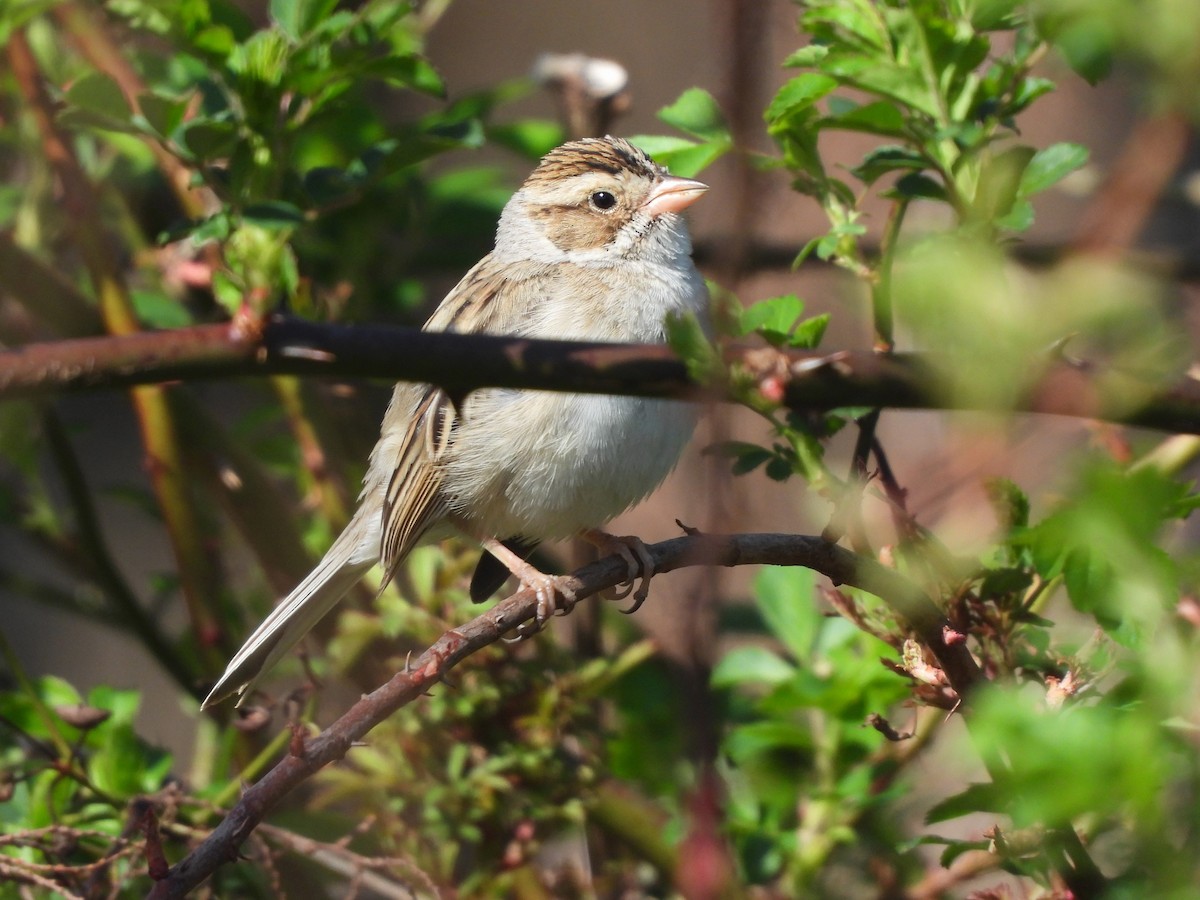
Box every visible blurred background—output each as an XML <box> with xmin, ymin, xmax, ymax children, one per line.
<box><xmin>7</xmin><ymin>0</ymin><xmax>1184</xmax><ymax>749</ymax></box>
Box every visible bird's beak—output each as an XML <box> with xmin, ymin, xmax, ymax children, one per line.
<box><xmin>642</xmin><ymin>176</ymin><xmax>708</xmax><ymax>217</ymax></box>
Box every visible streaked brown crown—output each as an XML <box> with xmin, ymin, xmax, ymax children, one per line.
<box><xmin>523</xmin><ymin>136</ymin><xmax>664</xmax><ymax>189</ymax></box>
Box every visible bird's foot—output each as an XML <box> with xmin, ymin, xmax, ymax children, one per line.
<box><xmin>481</xmin><ymin>538</ymin><xmax>578</xmax><ymax>627</ymax></box>
<box><xmin>582</xmin><ymin>529</ymin><xmax>654</xmax><ymax>614</ymax></box>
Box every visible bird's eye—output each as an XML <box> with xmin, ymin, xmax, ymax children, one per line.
<box><xmin>589</xmin><ymin>190</ymin><xmax>617</xmax><ymax>211</ymax></box>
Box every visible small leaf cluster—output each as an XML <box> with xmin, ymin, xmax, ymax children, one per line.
<box><xmin>310</xmin><ymin>559</ymin><xmax>672</xmax><ymax>895</ymax></box>
<box><xmin>920</xmin><ymin>467</ymin><xmax>1200</xmax><ymax>891</ymax></box>
<box><xmin>694</xmin><ymin>1</ymin><xmax>1200</xmax><ymax>895</ymax></box>
<box><xmin>770</xmin><ymin>0</ymin><xmax>1087</xmax><ymax>265</ymax></box>
<box><xmin>705</xmin><ymin>292</ymin><xmax>845</xmax><ymax>487</ymax></box>
<box><xmin>631</xmin><ymin>87</ymin><xmax>733</xmax><ymax>179</ymax></box>
<box><xmin>0</xmin><ymin>676</ymin><xmax>174</xmax><ymax>895</ymax></box>
<box><xmin>713</xmin><ymin>568</ymin><xmax>911</xmax><ymax>891</ymax></box>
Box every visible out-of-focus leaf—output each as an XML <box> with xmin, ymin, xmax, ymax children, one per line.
<box><xmin>657</xmin><ymin>88</ymin><xmax>730</xmax><ymax>143</ymax></box>
<box><xmin>712</xmin><ymin>646</ymin><xmax>797</xmax><ymax>688</ymax></box>
<box><xmin>824</xmin><ymin>99</ymin><xmax>906</xmax><ymax>136</ymax></box>
<box><xmin>738</xmin><ymin>294</ymin><xmax>806</xmax><ymax>344</ymax></box>
<box><xmin>131</xmin><ymin>290</ymin><xmax>192</xmax><ymax>328</ymax></box>
<box><xmin>925</xmin><ymin>783</ymin><xmax>1005</xmax><ymax>823</ymax></box>
<box><xmin>754</xmin><ymin>566</ymin><xmax>820</xmax><ymax>661</ymax></box>
<box><xmin>270</xmin><ymin>0</ymin><xmax>339</xmax><ymax>41</ymax></box>
<box><xmin>628</xmin><ymin>135</ymin><xmax>727</xmax><ymax>178</ymax></box>
<box><xmin>136</xmin><ymin>91</ymin><xmax>189</xmax><ymax>137</ymax></box>
<box><xmin>1017</xmin><ymin>142</ymin><xmax>1089</xmax><ymax>197</ymax></box>
<box><xmin>488</xmin><ymin>120</ymin><xmax>565</xmax><ymax>158</ymax></box>
<box><xmin>64</xmin><ymin>72</ymin><xmax>132</xmax><ymax>122</ymax></box>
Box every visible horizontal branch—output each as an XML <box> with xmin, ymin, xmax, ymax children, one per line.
<box><xmin>0</xmin><ymin>314</ymin><xmax>699</xmax><ymax>402</ymax></box>
<box><xmin>147</xmin><ymin>531</ymin><xmax>977</xmax><ymax>898</ymax></box>
<box><xmin>3</xmin><ymin>314</ymin><xmax>1200</xmax><ymax>433</ymax></box>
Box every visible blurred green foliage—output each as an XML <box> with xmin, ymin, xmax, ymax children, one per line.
<box><xmin>2</xmin><ymin>0</ymin><xmax>1200</xmax><ymax>897</ymax></box>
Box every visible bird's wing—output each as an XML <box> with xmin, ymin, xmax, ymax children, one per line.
<box><xmin>376</xmin><ymin>254</ymin><xmax>540</xmax><ymax>580</ymax></box>
<box><xmin>377</xmin><ymin>385</ymin><xmax>455</xmax><ymax>580</ymax></box>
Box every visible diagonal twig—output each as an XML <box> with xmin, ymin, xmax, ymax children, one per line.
<box><xmin>147</xmin><ymin>531</ymin><xmax>978</xmax><ymax>898</ymax></box>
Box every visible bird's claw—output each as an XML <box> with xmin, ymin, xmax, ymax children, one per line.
<box><xmin>584</xmin><ymin>530</ymin><xmax>655</xmax><ymax>614</ymax></box>
<box><xmin>530</xmin><ymin>574</ymin><xmax>578</xmax><ymax>626</ymax></box>
<box><xmin>617</xmin><ymin>579</ymin><xmax>651</xmax><ymax>615</ymax></box>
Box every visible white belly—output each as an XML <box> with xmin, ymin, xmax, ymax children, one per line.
<box><xmin>444</xmin><ymin>389</ymin><xmax>696</xmax><ymax>540</ymax></box>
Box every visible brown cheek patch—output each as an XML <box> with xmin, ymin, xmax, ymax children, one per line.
<box><xmin>532</xmin><ymin>205</ymin><xmax>627</xmax><ymax>252</ymax></box>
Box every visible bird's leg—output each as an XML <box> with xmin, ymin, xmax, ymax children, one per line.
<box><xmin>480</xmin><ymin>538</ymin><xmax>578</xmax><ymax>625</ymax></box>
<box><xmin>581</xmin><ymin>529</ymin><xmax>654</xmax><ymax>614</ymax></box>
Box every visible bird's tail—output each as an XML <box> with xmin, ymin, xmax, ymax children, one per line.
<box><xmin>201</xmin><ymin>508</ymin><xmax>377</xmax><ymax>709</ymax></box>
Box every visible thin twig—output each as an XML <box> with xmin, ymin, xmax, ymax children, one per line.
<box><xmin>147</xmin><ymin>531</ymin><xmax>978</xmax><ymax>898</ymax></box>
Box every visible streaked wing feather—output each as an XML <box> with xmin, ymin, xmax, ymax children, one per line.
<box><xmin>379</xmin><ymin>389</ymin><xmax>452</xmax><ymax>581</ymax></box>
<box><xmin>378</xmin><ymin>255</ymin><xmax>524</xmax><ymax>581</ymax></box>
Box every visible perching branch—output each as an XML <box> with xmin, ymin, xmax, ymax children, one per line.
<box><xmin>146</xmin><ymin>531</ymin><xmax>977</xmax><ymax>898</ymax></box>
<box><xmin>4</xmin><ymin>314</ymin><xmax>1200</xmax><ymax>434</ymax></box>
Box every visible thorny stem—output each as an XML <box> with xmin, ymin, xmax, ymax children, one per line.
<box><xmin>148</xmin><ymin>531</ymin><xmax>983</xmax><ymax>898</ymax></box>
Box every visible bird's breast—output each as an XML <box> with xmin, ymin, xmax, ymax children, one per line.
<box><xmin>442</xmin><ymin>390</ymin><xmax>696</xmax><ymax>541</ymax></box>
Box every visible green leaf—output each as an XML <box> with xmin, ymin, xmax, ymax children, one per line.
<box><xmin>0</xmin><ymin>0</ymin><xmax>57</xmax><ymax>44</ymax></box>
<box><xmin>628</xmin><ymin>134</ymin><xmax>728</xmax><ymax>179</ymax></box>
<box><xmin>765</xmin><ymin>457</ymin><xmax>794</xmax><ymax>481</ymax></box>
<box><xmin>969</xmin><ymin>689</ymin><xmax>1168</xmax><ymax>826</ymax></box>
<box><xmin>754</xmin><ymin>566</ymin><xmax>819</xmax><ymax>660</ymax></box>
<box><xmin>712</xmin><ymin>646</ymin><xmax>797</xmax><ymax>688</ymax></box>
<box><xmin>802</xmin><ymin>3</ymin><xmax>887</xmax><ymax>49</ymax></box>
<box><xmin>783</xmin><ymin>45</ymin><xmax>831</xmax><ymax>68</ymax></box>
<box><xmin>657</xmin><ymin>88</ymin><xmax>730</xmax><ymax>143</ymax></box>
<box><xmin>131</xmin><ymin>290</ymin><xmax>192</xmax><ymax>328</ymax></box>
<box><xmin>192</xmin><ymin>24</ymin><xmax>237</xmax><ymax>57</ymax></box>
<box><xmin>724</xmin><ymin>720</ymin><xmax>813</xmax><ymax>761</ymax></box>
<box><xmin>488</xmin><ymin>119</ymin><xmax>565</xmax><ymax>158</ymax></box>
<box><xmin>242</xmin><ymin>201</ymin><xmax>305</xmax><ymax>230</ymax></box>
<box><xmin>977</xmin><ymin>567</ymin><xmax>1033</xmax><ymax>601</ymax></box>
<box><xmin>1049</xmin><ymin>17</ymin><xmax>1115</xmax><ymax>85</ymax></box>
<box><xmin>174</xmin><ymin>210</ymin><xmax>232</xmax><ymax>244</ymax></box>
<box><xmin>364</xmin><ymin>55</ymin><xmax>446</xmax><ymax>97</ymax></box>
<box><xmin>211</xmin><ymin>270</ymin><xmax>243</xmax><ymax>316</ymax></box>
<box><xmin>738</xmin><ymin>294</ymin><xmax>807</xmax><ymax>344</ymax></box>
<box><xmin>1017</xmin><ymin>142</ymin><xmax>1089</xmax><ymax>198</ymax></box>
<box><xmin>925</xmin><ymin>783</ymin><xmax>1004</xmax><ymax>823</ymax></box>
<box><xmin>788</xmin><ymin>313</ymin><xmax>829</xmax><ymax>349</ymax></box>
<box><xmin>823</xmin><ymin>99</ymin><xmax>906</xmax><ymax>136</ymax></box>
<box><xmin>820</xmin><ymin>54</ymin><xmax>941</xmax><ymax>119</ymax></box>
<box><xmin>178</xmin><ymin>118</ymin><xmax>238</xmax><ymax>160</ymax></box>
<box><xmin>64</xmin><ymin>72</ymin><xmax>133</xmax><ymax>122</ymax></box>
<box><xmin>995</xmin><ymin>198</ymin><xmax>1034</xmax><ymax>231</ymax></box>
<box><xmin>703</xmin><ymin>441</ymin><xmax>774</xmax><ymax>476</ymax></box>
<box><xmin>851</xmin><ymin>145</ymin><xmax>928</xmax><ymax>184</ymax></box>
<box><xmin>665</xmin><ymin>310</ymin><xmax>722</xmax><ymax>384</ymax></box>
<box><xmin>974</xmin><ymin>145</ymin><xmax>1036</xmax><ymax>220</ymax></box>
<box><xmin>884</xmin><ymin>172</ymin><xmax>946</xmax><ymax>201</ymax></box>
<box><xmin>971</xmin><ymin>0</ymin><xmax>1025</xmax><ymax>30</ymax></box>
<box><xmin>302</xmin><ymin>166</ymin><xmax>355</xmax><ymax>206</ymax></box>
<box><xmin>985</xmin><ymin>477</ymin><xmax>1030</xmax><ymax>530</ymax></box>
<box><xmin>270</xmin><ymin>0</ymin><xmax>339</xmax><ymax>41</ymax></box>
<box><xmin>136</xmin><ymin>92</ymin><xmax>189</xmax><ymax>138</ymax></box>
<box><xmin>1006</xmin><ymin>76</ymin><xmax>1056</xmax><ymax>117</ymax></box>
<box><xmin>764</xmin><ymin>74</ymin><xmax>839</xmax><ymax>124</ymax></box>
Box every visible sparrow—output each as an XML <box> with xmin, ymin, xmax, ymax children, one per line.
<box><xmin>203</xmin><ymin>136</ymin><xmax>709</xmax><ymax>708</ymax></box>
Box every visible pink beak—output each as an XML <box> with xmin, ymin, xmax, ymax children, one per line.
<box><xmin>642</xmin><ymin>176</ymin><xmax>708</xmax><ymax>217</ymax></box>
